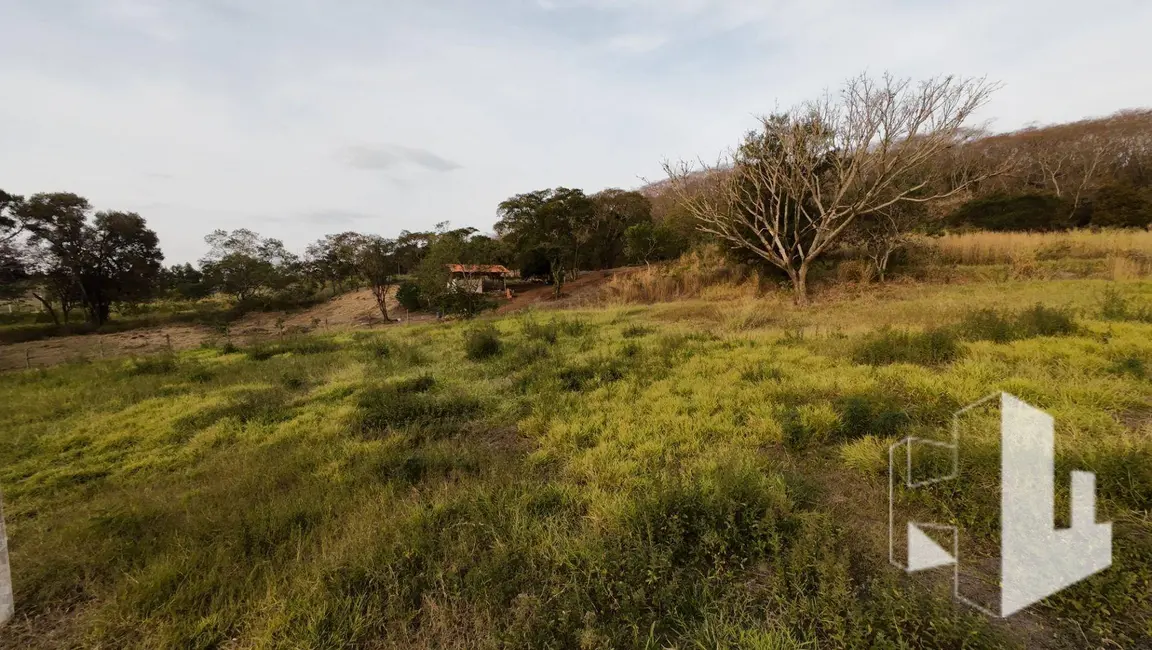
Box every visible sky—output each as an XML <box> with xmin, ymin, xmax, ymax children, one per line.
<box><xmin>2</xmin><ymin>0</ymin><xmax>1151</xmax><ymax>264</ymax></box>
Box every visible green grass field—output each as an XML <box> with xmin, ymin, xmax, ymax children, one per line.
<box><xmin>1</xmin><ymin>280</ymin><xmax>1150</xmax><ymax>649</ymax></box>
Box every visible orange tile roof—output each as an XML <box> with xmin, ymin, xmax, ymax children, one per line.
<box><xmin>445</xmin><ymin>264</ymin><xmax>512</xmax><ymax>274</ymax></box>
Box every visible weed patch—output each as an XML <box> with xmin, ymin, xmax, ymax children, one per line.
<box><xmin>957</xmin><ymin>304</ymin><xmax>1077</xmax><ymax>342</ymax></box>
<box><xmin>464</xmin><ymin>324</ymin><xmax>502</xmax><ymax>360</ymax></box>
<box><xmin>246</xmin><ymin>337</ymin><xmax>339</xmax><ymax>361</ymax></box>
<box><xmin>852</xmin><ymin>327</ymin><xmax>963</xmax><ymax>367</ymax></box>
<box><xmin>353</xmin><ymin>384</ymin><xmax>483</xmax><ymax>437</ymax></box>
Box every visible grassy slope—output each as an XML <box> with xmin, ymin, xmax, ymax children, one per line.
<box><xmin>0</xmin><ymin>280</ymin><xmax>1150</xmax><ymax>649</ymax></box>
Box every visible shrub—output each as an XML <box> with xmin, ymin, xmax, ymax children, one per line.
<box><xmin>437</xmin><ymin>287</ymin><xmax>497</xmax><ymax>319</ymax></box>
<box><xmin>947</xmin><ymin>193</ymin><xmax>1070</xmax><ymax>232</ymax></box>
<box><xmin>852</xmin><ymin>327</ymin><xmax>963</xmax><ymax>367</ymax></box>
<box><xmin>1015</xmin><ymin>304</ymin><xmax>1076</xmax><ymax>337</ymax></box>
<box><xmin>464</xmin><ymin>325</ymin><xmax>502</xmax><ymax>360</ymax></box>
<box><xmin>396</xmin><ymin>282</ymin><xmax>423</xmax><ymax>312</ymax></box>
<box><xmin>957</xmin><ymin>309</ymin><xmax>1015</xmax><ymax>343</ymax></box>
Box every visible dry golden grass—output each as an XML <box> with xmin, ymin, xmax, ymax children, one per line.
<box><xmin>595</xmin><ymin>246</ymin><xmax>763</xmax><ymax>305</ymax></box>
<box><xmin>928</xmin><ymin>229</ymin><xmax>1152</xmax><ymax>265</ymax></box>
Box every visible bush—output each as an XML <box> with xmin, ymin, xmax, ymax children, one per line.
<box><xmin>396</xmin><ymin>282</ymin><xmax>423</xmax><ymax>312</ymax></box>
<box><xmin>1015</xmin><ymin>304</ymin><xmax>1077</xmax><ymax>337</ymax></box>
<box><xmin>437</xmin><ymin>287</ymin><xmax>497</xmax><ymax>319</ymax></box>
<box><xmin>464</xmin><ymin>325</ymin><xmax>502</xmax><ymax>360</ymax></box>
<box><xmin>852</xmin><ymin>327</ymin><xmax>963</xmax><ymax>367</ymax></box>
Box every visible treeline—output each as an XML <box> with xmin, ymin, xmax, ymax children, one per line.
<box><xmin>4</xmin><ymin>74</ymin><xmax>1151</xmax><ymax>320</ymax></box>
<box><xmin>948</xmin><ymin>108</ymin><xmax>1152</xmax><ymax>231</ymax></box>
<box><xmin>0</xmin><ymin>186</ymin><xmax>683</xmax><ymax>326</ymax></box>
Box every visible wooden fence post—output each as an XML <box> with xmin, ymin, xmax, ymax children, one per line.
<box><xmin>25</xmin><ymin>349</ymin><xmax>31</xmax><ymax>369</ymax></box>
<box><xmin>166</xmin><ymin>334</ymin><xmax>172</xmax><ymax>352</ymax></box>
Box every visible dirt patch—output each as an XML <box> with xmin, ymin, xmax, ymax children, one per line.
<box><xmin>495</xmin><ymin>268</ymin><xmax>638</xmax><ymax>314</ymax></box>
<box><xmin>0</xmin><ymin>288</ymin><xmax>433</xmax><ymax>372</ymax></box>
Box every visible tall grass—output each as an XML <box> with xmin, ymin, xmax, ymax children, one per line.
<box><xmin>928</xmin><ymin>229</ymin><xmax>1152</xmax><ymax>265</ymax></box>
<box><xmin>596</xmin><ymin>245</ymin><xmax>763</xmax><ymax>304</ymax></box>
<box><xmin>0</xmin><ymin>279</ymin><xmax>1149</xmax><ymax>648</ymax></box>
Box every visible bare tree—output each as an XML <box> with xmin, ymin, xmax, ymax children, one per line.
<box><xmin>665</xmin><ymin>72</ymin><xmax>1002</xmax><ymax>304</ymax></box>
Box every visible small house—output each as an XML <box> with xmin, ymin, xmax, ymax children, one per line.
<box><xmin>446</xmin><ymin>264</ymin><xmax>513</xmax><ymax>293</ymax></box>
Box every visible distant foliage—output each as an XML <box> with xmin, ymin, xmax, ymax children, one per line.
<box><xmin>948</xmin><ymin>193</ymin><xmax>1071</xmax><ymax>232</ymax></box>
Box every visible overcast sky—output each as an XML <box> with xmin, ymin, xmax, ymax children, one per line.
<box><xmin>2</xmin><ymin>0</ymin><xmax>1150</xmax><ymax>264</ymax></box>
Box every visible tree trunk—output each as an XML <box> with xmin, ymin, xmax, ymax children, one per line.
<box><xmin>371</xmin><ymin>283</ymin><xmax>390</xmax><ymax>321</ymax></box>
<box><xmin>31</xmin><ymin>292</ymin><xmax>60</xmax><ymax>327</ymax></box>
<box><xmin>551</xmin><ymin>260</ymin><xmax>565</xmax><ymax>298</ymax></box>
<box><xmin>793</xmin><ymin>263</ymin><xmax>810</xmax><ymax>306</ymax></box>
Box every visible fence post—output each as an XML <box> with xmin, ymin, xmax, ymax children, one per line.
<box><xmin>99</xmin><ymin>337</ymin><xmax>105</xmax><ymax>358</ymax></box>
<box><xmin>166</xmin><ymin>334</ymin><xmax>172</xmax><ymax>352</ymax></box>
<box><xmin>24</xmin><ymin>349</ymin><xmax>30</xmax><ymax>369</ymax></box>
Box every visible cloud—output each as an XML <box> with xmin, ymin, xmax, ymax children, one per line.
<box><xmin>339</xmin><ymin>144</ymin><xmax>462</xmax><ymax>173</ymax></box>
<box><xmin>289</xmin><ymin>209</ymin><xmax>378</xmax><ymax>226</ymax></box>
<box><xmin>2</xmin><ymin>0</ymin><xmax>1151</xmax><ymax>266</ymax></box>
<box><xmin>605</xmin><ymin>33</ymin><xmax>668</xmax><ymax>53</ymax></box>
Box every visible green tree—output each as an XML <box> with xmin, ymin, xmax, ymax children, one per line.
<box><xmin>200</xmin><ymin>229</ymin><xmax>294</xmax><ymax>302</ymax></box>
<box><xmin>20</xmin><ymin>193</ymin><xmax>163</xmax><ymax>325</ymax></box>
<box><xmin>0</xmin><ymin>189</ymin><xmax>27</xmax><ymax>244</ymax></box>
<box><xmin>1090</xmin><ymin>184</ymin><xmax>1152</xmax><ymax>228</ymax></box>
<box><xmin>623</xmin><ymin>221</ymin><xmax>685</xmax><ymax>266</ymax></box>
<box><xmin>496</xmin><ymin>187</ymin><xmax>594</xmax><ymax>296</ymax></box>
<box><xmin>306</xmin><ymin>232</ymin><xmax>367</xmax><ymax>293</ymax></box>
<box><xmin>356</xmin><ymin>235</ymin><xmax>398</xmax><ymax>320</ymax></box>
<box><xmin>588</xmin><ymin>189</ymin><xmax>653</xmax><ymax>268</ymax></box>
<box><xmin>159</xmin><ymin>263</ymin><xmax>211</xmax><ymax>300</ymax></box>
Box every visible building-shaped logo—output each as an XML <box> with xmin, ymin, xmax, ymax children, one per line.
<box><xmin>888</xmin><ymin>392</ymin><xmax>1112</xmax><ymax>617</ymax></box>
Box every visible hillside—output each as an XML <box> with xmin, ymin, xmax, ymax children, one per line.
<box><xmin>0</xmin><ymin>274</ymin><xmax>1149</xmax><ymax>649</ymax></box>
